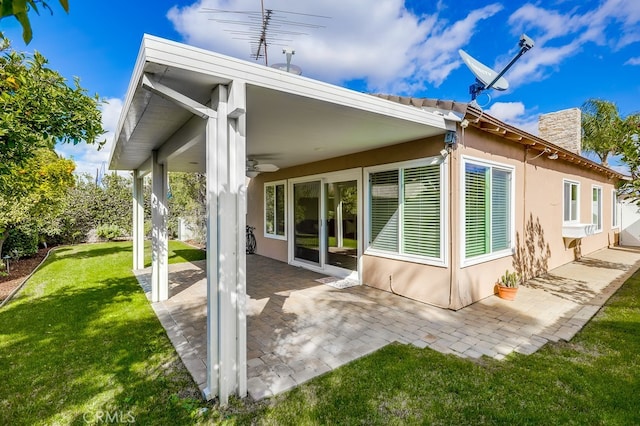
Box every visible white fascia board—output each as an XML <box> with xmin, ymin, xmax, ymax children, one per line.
<box><xmin>141</xmin><ymin>35</ymin><xmax>448</xmax><ymax>130</ymax></box>
<box><xmin>108</xmin><ymin>37</ymin><xmax>150</xmax><ymax>171</ymax></box>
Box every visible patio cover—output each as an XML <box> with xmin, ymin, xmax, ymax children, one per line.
<box><xmin>109</xmin><ymin>34</ymin><xmax>451</xmax><ymax>404</ymax></box>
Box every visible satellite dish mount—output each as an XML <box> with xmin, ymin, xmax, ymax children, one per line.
<box><xmin>460</xmin><ymin>33</ymin><xmax>534</xmax><ymax>101</ymax></box>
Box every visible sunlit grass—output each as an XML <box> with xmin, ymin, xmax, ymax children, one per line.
<box><xmin>0</xmin><ymin>241</ymin><xmax>211</xmax><ymax>425</ymax></box>
<box><xmin>1</xmin><ymin>240</ymin><xmax>639</xmax><ymax>424</ymax></box>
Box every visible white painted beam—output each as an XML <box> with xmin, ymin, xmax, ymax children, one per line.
<box><xmin>137</xmin><ymin>155</ymin><xmax>153</xmax><ymax>178</ymax></box>
<box><xmin>132</xmin><ymin>170</ymin><xmax>145</xmax><ymax>270</ymax></box>
<box><xmin>151</xmin><ymin>151</ymin><xmax>169</xmax><ymax>302</ymax></box>
<box><xmin>157</xmin><ymin>115</ymin><xmax>205</xmax><ymax>165</ymax></box>
<box><xmin>142</xmin><ymin>73</ymin><xmax>217</xmax><ymax>119</ymax></box>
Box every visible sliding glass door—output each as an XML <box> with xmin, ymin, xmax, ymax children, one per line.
<box><xmin>293</xmin><ymin>180</ymin><xmax>321</xmax><ymax>265</ymax></box>
<box><xmin>291</xmin><ymin>171</ymin><xmax>360</xmax><ymax>279</ymax></box>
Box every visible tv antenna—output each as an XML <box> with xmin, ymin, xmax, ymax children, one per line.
<box><xmin>201</xmin><ymin>1</ymin><xmax>329</xmax><ymax>66</ymax></box>
<box><xmin>459</xmin><ymin>33</ymin><xmax>534</xmax><ymax>102</ymax></box>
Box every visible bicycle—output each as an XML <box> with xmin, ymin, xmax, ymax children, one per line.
<box><xmin>246</xmin><ymin>225</ymin><xmax>257</xmax><ymax>254</ymax></box>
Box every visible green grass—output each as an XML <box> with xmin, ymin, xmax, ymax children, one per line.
<box><xmin>144</xmin><ymin>239</ymin><xmax>206</xmax><ymax>267</ymax></box>
<box><xmin>0</xmin><ymin>241</ymin><xmax>211</xmax><ymax>425</ymax></box>
<box><xmin>1</xmin><ymin>241</ymin><xmax>639</xmax><ymax>424</ymax></box>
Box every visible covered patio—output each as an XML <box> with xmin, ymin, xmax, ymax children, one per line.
<box><xmin>135</xmin><ymin>246</ymin><xmax>640</xmax><ymax>401</ymax></box>
<box><xmin>110</xmin><ymin>35</ymin><xmax>453</xmax><ymax>404</ymax></box>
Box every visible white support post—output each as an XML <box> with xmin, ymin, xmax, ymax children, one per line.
<box><xmin>231</xmin><ymin>80</ymin><xmax>248</xmax><ymax>399</ymax></box>
<box><xmin>151</xmin><ymin>151</ymin><xmax>169</xmax><ymax>302</ymax></box>
<box><xmin>132</xmin><ymin>170</ymin><xmax>145</xmax><ymax>270</ymax></box>
<box><xmin>204</xmin><ymin>81</ymin><xmax>247</xmax><ymax>405</ymax></box>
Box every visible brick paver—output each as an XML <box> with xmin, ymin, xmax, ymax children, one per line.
<box><xmin>135</xmin><ymin>246</ymin><xmax>640</xmax><ymax>401</ymax></box>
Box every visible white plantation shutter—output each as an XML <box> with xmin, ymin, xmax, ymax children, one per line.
<box><xmin>465</xmin><ymin>163</ymin><xmax>489</xmax><ymax>258</ymax></box>
<box><xmin>370</xmin><ymin>170</ymin><xmax>399</xmax><ymax>252</ymax></box>
<box><xmin>491</xmin><ymin>168</ymin><xmax>511</xmax><ymax>251</ymax></box>
<box><xmin>403</xmin><ymin>165</ymin><xmax>440</xmax><ymax>257</ymax></box>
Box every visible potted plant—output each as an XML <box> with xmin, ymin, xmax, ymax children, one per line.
<box><xmin>496</xmin><ymin>269</ymin><xmax>520</xmax><ymax>300</ymax></box>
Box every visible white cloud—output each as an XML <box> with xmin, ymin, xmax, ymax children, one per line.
<box><xmin>506</xmin><ymin>0</ymin><xmax>640</xmax><ymax>88</ymax></box>
<box><xmin>167</xmin><ymin>0</ymin><xmax>501</xmax><ymax>94</ymax></box>
<box><xmin>625</xmin><ymin>57</ymin><xmax>640</xmax><ymax>65</ymax></box>
<box><xmin>487</xmin><ymin>101</ymin><xmax>539</xmax><ymax>135</ymax></box>
<box><xmin>56</xmin><ymin>97</ymin><xmax>124</xmax><ymax>177</ymax></box>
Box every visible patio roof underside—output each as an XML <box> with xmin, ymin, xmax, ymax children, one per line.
<box><xmin>109</xmin><ymin>39</ymin><xmax>449</xmax><ymax>174</ymax></box>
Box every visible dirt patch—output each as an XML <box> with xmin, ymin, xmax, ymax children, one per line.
<box><xmin>0</xmin><ymin>247</ymin><xmax>51</xmax><ymax>302</ymax></box>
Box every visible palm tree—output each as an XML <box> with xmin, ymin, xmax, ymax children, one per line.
<box><xmin>581</xmin><ymin>99</ymin><xmax>626</xmax><ymax>167</ymax></box>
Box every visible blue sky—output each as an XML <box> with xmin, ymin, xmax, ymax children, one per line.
<box><xmin>2</xmin><ymin>0</ymin><xmax>639</xmax><ymax>175</ymax></box>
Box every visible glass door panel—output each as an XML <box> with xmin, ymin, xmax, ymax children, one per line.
<box><xmin>293</xmin><ymin>181</ymin><xmax>321</xmax><ymax>264</ymax></box>
<box><xmin>325</xmin><ymin>180</ymin><xmax>358</xmax><ymax>272</ymax></box>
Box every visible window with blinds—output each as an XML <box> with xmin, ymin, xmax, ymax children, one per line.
<box><xmin>368</xmin><ymin>160</ymin><xmax>443</xmax><ymax>262</ymax></box>
<box><xmin>264</xmin><ymin>181</ymin><xmax>286</xmax><ymax>238</ymax></box>
<box><xmin>463</xmin><ymin>159</ymin><xmax>513</xmax><ymax>261</ymax></box>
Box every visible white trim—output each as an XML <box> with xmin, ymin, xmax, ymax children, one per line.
<box><xmin>287</xmin><ymin>168</ymin><xmax>362</xmax><ymax>280</ymax></box>
<box><xmin>563</xmin><ymin>179</ymin><xmax>581</xmax><ymax>224</ymax></box>
<box><xmin>592</xmin><ymin>185</ymin><xmax>603</xmax><ymax>233</ymax></box>
<box><xmin>460</xmin><ymin>155</ymin><xmax>516</xmax><ymax>268</ymax></box>
<box><xmin>612</xmin><ymin>189</ymin><xmax>620</xmax><ymax>229</ymax></box>
<box><xmin>263</xmin><ymin>180</ymin><xmax>287</xmax><ymax>240</ymax></box>
<box><xmin>363</xmin><ymin>156</ymin><xmax>448</xmax><ymax>268</ymax></box>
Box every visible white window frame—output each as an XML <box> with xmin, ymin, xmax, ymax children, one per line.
<box><xmin>563</xmin><ymin>179</ymin><xmax>580</xmax><ymax>224</ymax></box>
<box><xmin>592</xmin><ymin>185</ymin><xmax>603</xmax><ymax>233</ymax></box>
<box><xmin>264</xmin><ymin>180</ymin><xmax>287</xmax><ymax>240</ymax></box>
<box><xmin>364</xmin><ymin>156</ymin><xmax>448</xmax><ymax>267</ymax></box>
<box><xmin>460</xmin><ymin>156</ymin><xmax>516</xmax><ymax>267</ymax></box>
<box><xmin>612</xmin><ymin>189</ymin><xmax>619</xmax><ymax>229</ymax></box>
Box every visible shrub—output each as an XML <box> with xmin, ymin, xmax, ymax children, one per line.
<box><xmin>96</xmin><ymin>224</ymin><xmax>123</xmax><ymax>241</ymax></box>
<box><xmin>3</xmin><ymin>228</ymin><xmax>38</xmax><ymax>259</ymax></box>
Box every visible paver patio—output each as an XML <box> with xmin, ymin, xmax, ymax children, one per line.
<box><xmin>134</xmin><ymin>246</ymin><xmax>640</xmax><ymax>401</ymax></box>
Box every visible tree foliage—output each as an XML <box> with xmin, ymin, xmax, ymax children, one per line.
<box><xmin>168</xmin><ymin>173</ymin><xmax>206</xmax><ymax>243</ymax></box>
<box><xmin>581</xmin><ymin>99</ymin><xmax>627</xmax><ymax>167</ymax></box>
<box><xmin>0</xmin><ymin>38</ymin><xmax>104</xmax><ymax>190</ymax></box>
<box><xmin>618</xmin><ymin>113</ymin><xmax>640</xmax><ymax>202</ymax></box>
<box><xmin>0</xmin><ymin>148</ymin><xmax>75</xmax><ymax>256</ymax></box>
<box><xmin>0</xmin><ymin>0</ymin><xmax>68</xmax><ymax>44</ymax></box>
<box><xmin>57</xmin><ymin>173</ymin><xmax>132</xmax><ymax>243</ymax></box>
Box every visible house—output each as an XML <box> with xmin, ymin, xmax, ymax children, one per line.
<box><xmin>109</xmin><ymin>35</ymin><xmax>624</xmax><ymax>404</ymax></box>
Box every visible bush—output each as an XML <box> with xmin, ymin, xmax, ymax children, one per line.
<box><xmin>3</xmin><ymin>228</ymin><xmax>38</xmax><ymax>259</ymax></box>
<box><xmin>96</xmin><ymin>224</ymin><xmax>123</xmax><ymax>241</ymax></box>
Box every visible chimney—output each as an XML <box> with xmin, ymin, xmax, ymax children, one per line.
<box><xmin>538</xmin><ymin>108</ymin><xmax>582</xmax><ymax>155</ymax></box>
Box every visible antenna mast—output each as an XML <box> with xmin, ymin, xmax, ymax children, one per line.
<box><xmin>202</xmin><ymin>2</ymin><xmax>329</xmax><ymax>66</ymax></box>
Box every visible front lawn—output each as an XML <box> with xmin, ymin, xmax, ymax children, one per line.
<box><xmin>1</xmin><ymin>241</ymin><xmax>639</xmax><ymax>424</ymax></box>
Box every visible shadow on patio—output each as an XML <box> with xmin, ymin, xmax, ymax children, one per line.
<box><xmin>135</xmin><ymin>246</ymin><xmax>640</xmax><ymax>401</ymax></box>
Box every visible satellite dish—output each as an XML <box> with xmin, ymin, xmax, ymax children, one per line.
<box><xmin>271</xmin><ymin>63</ymin><xmax>303</xmax><ymax>75</ymax></box>
<box><xmin>270</xmin><ymin>47</ymin><xmax>302</xmax><ymax>75</ymax></box>
<box><xmin>459</xmin><ymin>33</ymin><xmax>534</xmax><ymax>101</ymax></box>
<box><xmin>458</xmin><ymin>49</ymin><xmax>509</xmax><ymax>91</ymax></box>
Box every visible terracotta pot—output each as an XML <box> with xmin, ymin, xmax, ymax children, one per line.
<box><xmin>497</xmin><ymin>285</ymin><xmax>518</xmax><ymax>301</ymax></box>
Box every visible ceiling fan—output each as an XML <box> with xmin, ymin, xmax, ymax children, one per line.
<box><xmin>246</xmin><ymin>158</ymin><xmax>279</xmax><ymax>178</ymax></box>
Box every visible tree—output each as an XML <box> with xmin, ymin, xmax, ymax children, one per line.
<box><xmin>0</xmin><ymin>0</ymin><xmax>68</xmax><ymax>44</ymax></box>
<box><xmin>0</xmin><ymin>38</ymin><xmax>104</xmax><ymax>191</ymax></box>
<box><xmin>581</xmin><ymin>99</ymin><xmax>629</xmax><ymax>167</ymax></box>
<box><xmin>0</xmin><ymin>148</ymin><xmax>75</xmax><ymax>256</ymax></box>
<box><xmin>168</xmin><ymin>173</ymin><xmax>206</xmax><ymax>243</ymax></box>
<box><xmin>56</xmin><ymin>173</ymin><xmax>132</xmax><ymax>243</ymax></box>
<box><xmin>618</xmin><ymin>113</ymin><xmax>640</xmax><ymax>203</ymax></box>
